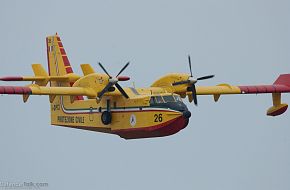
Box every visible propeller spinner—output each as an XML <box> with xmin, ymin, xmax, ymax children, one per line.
<box><xmin>172</xmin><ymin>55</ymin><xmax>214</xmax><ymax>106</ymax></box>
<box><xmin>97</xmin><ymin>62</ymin><xmax>130</xmax><ymax>99</ymax></box>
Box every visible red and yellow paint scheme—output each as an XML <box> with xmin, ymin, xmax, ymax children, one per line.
<box><xmin>0</xmin><ymin>34</ymin><xmax>290</xmax><ymax>139</ymax></box>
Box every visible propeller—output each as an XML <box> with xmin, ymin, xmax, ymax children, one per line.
<box><xmin>172</xmin><ymin>55</ymin><xmax>214</xmax><ymax>106</ymax></box>
<box><xmin>97</xmin><ymin>62</ymin><xmax>130</xmax><ymax>99</ymax></box>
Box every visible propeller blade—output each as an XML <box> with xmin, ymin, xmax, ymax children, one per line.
<box><xmin>188</xmin><ymin>93</ymin><xmax>193</xmax><ymax>103</ymax></box>
<box><xmin>197</xmin><ymin>75</ymin><xmax>215</xmax><ymax>81</ymax></box>
<box><xmin>172</xmin><ymin>80</ymin><xmax>191</xmax><ymax>86</ymax></box>
<box><xmin>116</xmin><ymin>62</ymin><xmax>130</xmax><ymax>77</ymax></box>
<box><xmin>98</xmin><ymin>62</ymin><xmax>111</xmax><ymax>78</ymax></box>
<box><xmin>191</xmin><ymin>84</ymin><xmax>198</xmax><ymax>106</ymax></box>
<box><xmin>115</xmin><ymin>83</ymin><xmax>129</xmax><ymax>98</ymax></box>
<box><xmin>188</xmin><ymin>55</ymin><xmax>193</xmax><ymax>77</ymax></box>
<box><xmin>97</xmin><ymin>82</ymin><xmax>114</xmax><ymax>99</ymax></box>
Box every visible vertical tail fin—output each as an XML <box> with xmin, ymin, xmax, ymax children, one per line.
<box><xmin>46</xmin><ymin>33</ymin><xmax>83</xmax><ymax>100</ymax></box>
<box><xmin>46</xmin><ymin>33</ymin><xmax>74</xmax><ymax>80</ymax></box>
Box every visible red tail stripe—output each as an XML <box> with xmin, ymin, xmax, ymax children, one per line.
<box><xmin>66</xmin><ymin>67</ymin><xmax>73</xmax><ymax>73</ymax></box>
<box><xmin>60</xmin><ymin>48</ymin><xmax>66</xmax><ymax>55</ymax></box>
<box><xmin>46</xmin><ymin>37</ymin><xmax>51</xmax><ymax>75</ymax></box>
<box><xmin>62</xmin><ymin>56</ymin><xmax>71</xmax><ymax>66</ymax></box>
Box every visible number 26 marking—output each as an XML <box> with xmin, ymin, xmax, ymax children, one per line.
<box><xmin>154</xmin><ymin>114</ymin><xmax>163</xmax><ymax>122</ymax></box>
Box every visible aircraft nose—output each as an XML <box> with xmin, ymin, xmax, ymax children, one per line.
<box><xmin>182</xmin><ymin>110</ymin><xmax>191</xmax><ymax>119</ymax></box>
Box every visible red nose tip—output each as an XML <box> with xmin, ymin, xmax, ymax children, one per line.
<box><xmin>117</xmin><ymin>76</ymin><xmax>130</xmax><ymax>81</ymax></box>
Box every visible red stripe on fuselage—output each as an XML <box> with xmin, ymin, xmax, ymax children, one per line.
<box><xmin>113</xmin><ymin>116</ymin><xmax>189</xmax><ymax>139</ymax></box>
<box><xmin>56</xmin><ymin>115</ymin><xmax>188</xmax><ymax>139</ymax></box>
<box><xmin>60</xmin><ymin>107</ymin><xmax>179</xmax><ymax>115</ymax></box>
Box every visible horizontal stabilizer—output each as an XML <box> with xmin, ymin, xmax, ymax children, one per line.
<box><xmin>32</xmin><ymin>64</ymin><xmax>48</xmax><ymax>77</ymax></box>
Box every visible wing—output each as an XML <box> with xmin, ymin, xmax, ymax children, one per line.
<box><xmin>194</xmin><ymin>83</ymin><xmax>290</xmax><ymax>100</ymax></box>
<box><xmin>154</xmin><ymin>73</ymin><xmax>290</xmax><ymax>116</ymax></box>
<box><xmin>0</xmin><ymin>84</ymin><xmax>96</xmax><ymax>103</ymax></box>
<box><xmin>0</xmin><ymin>85</ymin><xmax>95</xmax><ymax>96</ymax></box>
<box><xmin>156</xmin><ymin>73</ymin><xmax>290</xmax><ymax>97</ymax></box>
<box><xmin>196</xmin><ymin>82</ymin><xmax>290</xmax><ymax>116</ymax></box>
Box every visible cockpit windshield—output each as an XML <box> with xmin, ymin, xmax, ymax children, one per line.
<box><xmin>163</xmin><ymin>95</ymin><xmax>175</xmax><ymax>102</ymax></box>
<box><xmin>150</xmin><ymin>95</ymin><xmax>182</xmax><ymax>105</ymax></box>
<box><xmin>149</xmin><ymin>94</ymin><xmax>187</xmax><ymax>112</ymax></box>
<box><xmin>174</xmin><ymin>95</ymin><xmax>182</xmax><ymax>102</ymax></box>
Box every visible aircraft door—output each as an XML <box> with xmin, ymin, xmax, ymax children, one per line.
<box><xmin>89</xmin><ymin>107</ymin><xmax>94</xmax><ymax>121</ymax></box>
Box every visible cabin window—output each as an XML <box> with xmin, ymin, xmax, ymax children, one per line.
<box><xmin>163</xmin><ymin>95</ymin><xmax>175</xmax><ymax>103</ymax></box>
<box><xmin>155</xmin><ymin>96</ymin><xmax>164</xmax><ymax>103</ymax></box>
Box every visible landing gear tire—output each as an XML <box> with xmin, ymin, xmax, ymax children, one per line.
<box><xmin>101</xmin><ymin>111</ymin><xmax>112</xmax><ymax>125</ymax></box>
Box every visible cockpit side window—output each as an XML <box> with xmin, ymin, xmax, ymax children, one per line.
<box><xmin>155</xmin><ymin>96</ymin><xmax>164</xmax><ymax>103</ymax></box>
<box><xmin>163</xmin><ymin>95</ymin><xmax>176</xmax><ymax>102</ymax></box>
<box><xmin>174</xmin><ymin>95</ymin><xmax>182</xmax><ymax>102</ymax></box>
<box><xmin>150</xmin><ymin>97</ymin><xmax>156</xmax><ymax>104</ymax></box>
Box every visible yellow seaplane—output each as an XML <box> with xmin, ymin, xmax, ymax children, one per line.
<box><xmin>0</xmin><ymin>34</ymin><xmax>289</xmax><ymax>139</ymax></box>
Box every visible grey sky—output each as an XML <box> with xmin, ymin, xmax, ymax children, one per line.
<box><xmin>0</xmin><ymin>0</ymin><xmax>290</xmax><ymax>189</ymax></box>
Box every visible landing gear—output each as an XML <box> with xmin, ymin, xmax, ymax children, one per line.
<box><xmin>101</xmin><ymin>111</ymin><xmax>112</xmax><ymax>125</ymax></box>
<box><xmin>101</xmin><ymin>99</ymin><xmax>112</xmax><ymax>125</ymax></box>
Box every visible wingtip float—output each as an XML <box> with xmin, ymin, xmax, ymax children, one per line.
<box><xmin>0</xmin><ymin>34</ymin><xmax>289</xmax><ymax>139</ymax></box>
